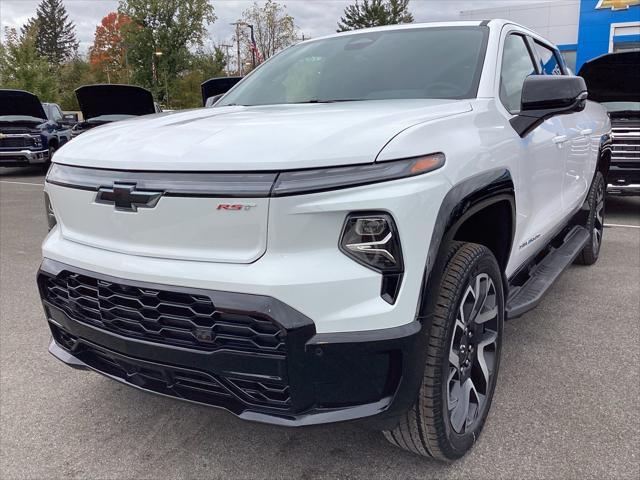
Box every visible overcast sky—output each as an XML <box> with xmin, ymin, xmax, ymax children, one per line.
<box><xmin>0</xmin><ymin>0</ymin><xmax>546</xmax><ymax>54</ymax></box>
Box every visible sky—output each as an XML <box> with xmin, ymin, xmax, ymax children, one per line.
<box><xmin>0</xmin><ymin>0</ymin><xmax>548</xmax><ymax>54</ymax></box>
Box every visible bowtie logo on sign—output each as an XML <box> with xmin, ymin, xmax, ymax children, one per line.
<box><xmin>595</xmin><ymin>0</ymin><xmax>640</xmax><ymax>10</ymax></box>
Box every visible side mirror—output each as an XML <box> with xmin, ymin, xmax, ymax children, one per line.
<box><xmin>510</xmin><ymin>75</ymin><xmax>587</xmax><ymax>137</ymax></box>
<box><xmin>201</xmin><ymin>76</ymin><xmax>243</xmax><ymax>106</ymax></box>
<box><xmin>205</xmin><ymin>94</ymin><xmax>224</xmax><ymax>107</ymax></box>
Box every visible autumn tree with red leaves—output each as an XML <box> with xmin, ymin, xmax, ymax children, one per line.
<box><xmin>89</xmin><ymin>12</ymin><xmax>132</xmax><ymax>83</ymax></box>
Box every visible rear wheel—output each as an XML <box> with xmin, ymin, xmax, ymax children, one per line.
<box><xmin>576</xmin><ymin>171</ymin><xmax>605</xmax><ymax>265</ymax></box>
<box><xmin>383</xmin><ymin>242</ymin><xmax>504</xmax><ymax>461</ymax></box>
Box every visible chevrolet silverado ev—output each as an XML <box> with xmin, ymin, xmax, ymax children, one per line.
<box><xmin>38</xmin><ymin>21</ymin><xmax>611</xmax><ymax>461</ymax></box>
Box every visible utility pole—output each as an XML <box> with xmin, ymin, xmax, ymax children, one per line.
<box><xmin>231</xmin><ymin>22</ymin><xmax>243</xmax><ymax>76</ymax></box>
<box><xmin>246</xmin><ymin>24</ymin><xmax>256</xmax><ymax>69</ymax></box>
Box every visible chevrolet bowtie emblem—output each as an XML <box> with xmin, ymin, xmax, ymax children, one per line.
<box><xmin>0</xmin><ymin>133</ymin><xmax>7</xmax><ymax>140</ymax></box>
<box><xmin>596</xmin><ymin>0</ymin><xmax>639</xmax><ymax>10</ymax></box>
<box><xmin>95</xmin><ymin>183</ymin><xmax>162</xmax><ymax>212</ymax></box>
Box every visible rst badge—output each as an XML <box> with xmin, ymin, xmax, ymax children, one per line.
<box><xmin>217</xmin><ymin>203</ymin><xmax>257</xmax><ymax>211</ymax></box>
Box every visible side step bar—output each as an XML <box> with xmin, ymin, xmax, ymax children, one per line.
<box><xmin>506</xmin><ymin>226</ymin><xmax>590</xmax><ymax>319</ymax></box>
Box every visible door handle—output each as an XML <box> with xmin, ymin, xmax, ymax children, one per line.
<box><xmin>580</xmin><ymin>128</ymin><xmax>592</xmax><ymax>136</ymax></box>
<box><xmin>553</xmin><ymin>135</ymin><xmax>568</xmax><ymax>144</ymax></box>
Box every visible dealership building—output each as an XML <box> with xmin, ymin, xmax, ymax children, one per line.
<box><xmin>461</xmin><ymin>0</ymin><xmax>640</xmax><ymax>72</ymax></box>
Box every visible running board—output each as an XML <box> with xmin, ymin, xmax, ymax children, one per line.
<box><xmin>506</xmin><ymin>226</ymin><xmax>589</xmax><ymax>319</ymax></box>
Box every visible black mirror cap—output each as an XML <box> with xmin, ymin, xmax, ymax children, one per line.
<box><xmin>521</xmin><ymin>75</ymin><xmax>587</xmax><ymax>112</ymax></box>
<box><xmin>511</xmin><ymin>76</ymin><xmax>588</xmax><ymax>137</ymax></box>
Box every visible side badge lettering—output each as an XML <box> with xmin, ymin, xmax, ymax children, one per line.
<box><xmin>217</xmin><ymin>203</ymin><xmax>257</xmax><ymax>211</ymax></box>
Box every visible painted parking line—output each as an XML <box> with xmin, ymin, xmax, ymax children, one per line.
<box><xmin>604</xmin><ymin>223</ymin><xmax>640</xmax><ymax>229</ymax></box>
<box><xmin>0</xmin><ymin>180</ymin><xmax>44</xmax><ymax>187</ymax></box>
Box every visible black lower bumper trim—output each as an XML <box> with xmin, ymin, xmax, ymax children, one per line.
<box><xmin>39</xmin><ymin>259</ymin><xmax>425</xmax><ymax>427</ymax></box>
<box><xmin>49</xmin><ymin>339</ymin><xmax>394</xmax><ymax>426</ymax></box>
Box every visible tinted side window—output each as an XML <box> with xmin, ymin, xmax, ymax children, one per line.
<box><xmin>52</xmin><ymin>106</ymin><xmax>63</xmax><ymax>121</ymax></box>
<box><xmin>534</xmin><ymin>42</ymin><xmax>564</xmax><ymax>75</ymax></box>
<box><xmin>499</xmin><ymin>34</ymin><xmax>536</xmax><ymax>114</ymax></box>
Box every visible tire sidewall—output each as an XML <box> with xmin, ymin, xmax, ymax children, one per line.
<box><xmin>439</xmin><ymin>252</ymin><xmax>505</xmax><ymax>455</ymax></box>
<box><xmin>586</xmin><ymin>172</ymin><xmax>605</xmax><ymax>260</ymax></box>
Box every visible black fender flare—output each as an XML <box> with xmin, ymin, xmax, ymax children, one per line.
<box><xmin>415</xmin><ymin>168</ymin><xmax>516</xmax><ymax>320</ymax></box>
<box><xmin>376</xmin><ymin>169</ymin><xmax>516</xmax><ymax>427</ymax></box>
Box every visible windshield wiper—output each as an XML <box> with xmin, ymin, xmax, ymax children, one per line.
<box><xmin>292</xmin><ymin>99</ymin><xmax>368</xmax><ymax>104</ymax></box>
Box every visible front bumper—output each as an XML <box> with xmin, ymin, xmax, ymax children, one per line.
<box><xmin>0</xmin><ymin>149</ymin><xmax>48</xmax><ymax>166</ymax></box>
<box><xmin>607</xmin><ymin>183</ymin><xmax>640</xmax><ymax>196</ymax></box>
<box><xmin>39</xmin><ymin>258</ymin><xmax>425</xmax><ymax>427</ymax></box>
<box><xmin>607</xmin><ymin>166</ymin><xmax>640</xmax><ymax>196</ymax></box>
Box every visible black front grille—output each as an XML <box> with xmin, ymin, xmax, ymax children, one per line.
<box><xmin>0</xmin><ymin>136</ymin><xmax>35</xmax><ymax>148</ymax></box>
<box><xmin>42</xmin><ymin>271</ymin><xmax>286</xmax><ymax>354</ymax></box>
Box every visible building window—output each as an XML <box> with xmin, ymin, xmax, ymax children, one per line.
<box><xmin>613</xmin><ymin>41</ymin><xmax>640</xmax><ymax>51</ymax></box>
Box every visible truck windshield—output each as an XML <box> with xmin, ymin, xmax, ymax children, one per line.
<box><xmin>218</xmin><ymin>26</ymin><xmax>489</xmax><ymax>107</ymax></box>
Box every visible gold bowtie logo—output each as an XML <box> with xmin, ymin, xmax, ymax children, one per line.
<box><xmin>0</xmin><ymin>133</ymin><xmax>6</xmax><ymax>140</ymax></box>
<box><xmin>596</xmin><ymin>0</ymin><xmax>640</xmax><ymax>10</ymax></box>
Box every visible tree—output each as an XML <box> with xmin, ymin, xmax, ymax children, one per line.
<box><xmin>89</xmin><ymin>12</ymin><xmax>133</xmax><ymax>83</ymax></box>
<box><xmin>58</xmin><ymin>58</ymin><xmax>95</xmax><ymax>110</ymax></box>
<box><xmin>170</xmin><ymin>47</ymin><xmax>227</xmax><ymax>109</ymax></box>
<box><xmin>22</xmin><ymin>0</ymin><xmax>79</xmax><ymax>65</ymax></box>
<box><xmin>0</xmin><ymin>27</ymin><xmax>58</xmax><ymax>102</ymax></box>
<box><xmin>337</xmin><ymin>0</ymin><xmax>413</xmax><ymax>32</ymax></box>
<box><xmin>238</xmin><ymin>0</ymin><xmax>298</xmax><ymax>66</ymax></box>
<box><xmin>118</xmin><ymin>0</ymin><xmax>217</xmax><ymax>105</ymax></box>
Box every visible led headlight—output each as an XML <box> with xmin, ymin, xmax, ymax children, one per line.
<box><xmin>31</xmin><ymin>135</ymin><xmax>42</xmax><ymax>148</ymax></box>
<box><xmin>340</xmin><ymin>212</ymin><xmax>403</xmax><ymax>274</ymax></box>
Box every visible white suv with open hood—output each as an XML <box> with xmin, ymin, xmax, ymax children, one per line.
<box><xmin>39</xmin><ymin>20</ymin><xmax>610</xmax><ymax>461</ymax></box>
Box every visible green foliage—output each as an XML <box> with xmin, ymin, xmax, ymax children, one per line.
<box><xmin>170</xmin><ymin>48</ymin><xmax>227</xmax><ymax>109</ymax></box>
<box><xmin>58</xmin><ymin>58</ymin><xmax>95</xmax><ymax>110</ymax></box>
<box><xmin>22</xmin><ymin>0</ymin><xmax>79</xmax><ymax>65</ymax></box>
<box><xmin>1</xmin><ymin>0</ymin><xmax>302</xmax><ymax>111</ymax></box>
<box><xmin>0</xmin><ymin>27</ymin><xmax>58</xmax><ymax>102</ymax></box>
<box><xmin>118</xmin><ymin>0</ymin><xmax>217</xmax><ymax>104</ymax></box>
<box><xmin>337</xmin><ymin>0</ymin><xmax>414</xmax><ymax>32</ymax></box>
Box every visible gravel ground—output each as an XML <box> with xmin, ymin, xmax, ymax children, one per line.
<box><xmin>1</xmin><ymin>167</ymin><xmax>638</xmax><ymax>480</ymax></box>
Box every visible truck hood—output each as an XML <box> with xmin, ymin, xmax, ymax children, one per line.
<box><xmin>0</xmin><ymin>89</ymin><xmax>46</xmax><ymax>120</ymax></box>
<box><xmin>75</xmin><ymin>84</ymin><xmax>156</xmax><ymax>120</ymax></box>
<box><xmin>55</xmin><ymin>99</ymin><xmax>471</xmax><ymax>171</ymax></box>
<box><xmin>579</xmin><ymin>51</ymin><xmax>640</xmax><ymax>103</ymax></box>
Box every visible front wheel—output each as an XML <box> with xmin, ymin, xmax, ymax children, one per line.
<box><xmin>383</xmin><ymin>242</ymin><xmax>504</xmax><ymax>461</ymax></box>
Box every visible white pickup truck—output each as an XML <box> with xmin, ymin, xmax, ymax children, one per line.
<box><xmin>39</xmin><ymin>20</ymin><xmax>610</xmax><ymax>461</ymax></box>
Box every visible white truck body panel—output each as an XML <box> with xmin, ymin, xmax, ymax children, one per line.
<box><xmin>43</xmin><ymin>20</ymin><xmax>610</xmax><ymax>335</ymax></box>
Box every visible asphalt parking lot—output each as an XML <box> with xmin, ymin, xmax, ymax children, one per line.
<box><xmin>1</xmin><ymin>167</ymin><xmax>638</xmax><ymax>480</ymax></box>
